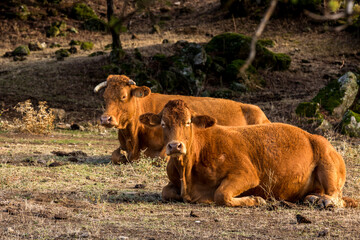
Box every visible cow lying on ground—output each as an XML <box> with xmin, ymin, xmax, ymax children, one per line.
<box><xmin>139</xmin><ymin>99</ymin><xmax>355</xmax><ymax>208</ymax></box>
<box><xmin>94</xmin><ymin>75</ymin><xmax>270</xmax><ymax>164</ymax></box>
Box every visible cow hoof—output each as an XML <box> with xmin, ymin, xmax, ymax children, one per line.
<box><xmin>111</xmin><ymin>152</ymin><xmax>128</xmax><ymax>165</ymax></box>
<box><xmin>304</xmin><ymin>195</ymin><xmax>320</xmax><ymax>205</ymax></box>
<box><xmin>254</xmin><ymin>196</ymin><xmax>267</xmax><ymax>206</ymax></box>
<box><xmin>318</xmin><ymin>197</ymin><xmax>335</xmax><ymax>209</ymax></box>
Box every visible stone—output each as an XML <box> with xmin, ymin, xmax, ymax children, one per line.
<box><xmin>89</xmin><ymin>51</ymin><xmax>105</xmax><ymax>57</ymax></box>
<box><xmin>70</xmin><ymin>3</ymin><xmax>97</xmax><ymax>20</ymax></box>
<box><xmin>313</xmin><ymin>72</ymin><xmax>358</xmax><ymax>118</ymax></box>
<box><xmin>55</xmin><ymin>49</ymin><xmax>70</xmax><ymax>60</ymax></box>
<box><xmin>51</xmin><ymin>108</ymin><xmax>66</xmax><ymax>121</ymax></box>
<box><xmin>315</xmin><ymin>119</ymin><xmax>333</xmax><ymax>133</ymax></box>
<box><xmin>68</xmin><ymin>27</ymin><xmax>78</xmax><ymax>34</ymax></box>
<box><xmin>17</xmin><ymin>5</ymin><xmax>30</xmax><ymax>21</ymax></box>
<box><xmin>151</xmin><ymin>25</ymin><xmax>161</xmax><ymax>34</ymax></box>
<box><xmin>69</xmin><ymin>40</ymin><xmax>81</xmax><ymax>46</ymax></box>
<box><xmin>295</xmin><ymin>102</ymin><xmax>321</xmax><ymax>118</ymax></box>
<box><xmin>13</xmin><ymin>45</ymin><xmax>30</xmax><ymax>56</ymax></box>
<box><xmin>84</xmin><ymin>18</ymin><xmax>107</xmax><ymax>32</ymax></box>
<box><xmin>341</xmin><ymin>110</ymin><xmax>360</xmax><ymax>137</ymax></box>
<box><xmin>46</xmin><ymin>26</ymin><xmax>60</xmax><ymax>37</ymax></box>
<box><xmin>68</xmin><ymin>46</ymin><xmax>77</xmax><ymax>54</ymax></box>
<box><xmin>28</xmin><ymin>42</ymin><xmax>45</xmax><ymax>51</ymax></box>
<box><xmin>80</xmin><ymin>41</ymin><xmax>94</xmax><ymax>51</ymax></box>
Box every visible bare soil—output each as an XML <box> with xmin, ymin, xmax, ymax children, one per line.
<box><xmin>0</xmin><ymin>0</ymin><xmax>359</xmax><ymax>239</ymax></box>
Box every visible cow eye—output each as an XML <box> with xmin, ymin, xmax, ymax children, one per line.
<box><xmin>185</xmin><ymin>121</ymin><xmax>191</xmax><ymax>127</ymax></box>
<box><xmin>121</xmin><ymin>95</ymin><xmax>126</xmax><ymax>100</ymax></box>
<box><xmin>161</xmin><ymin>123</ymin><xmax>166</xmax><ymax>128</ymax></box>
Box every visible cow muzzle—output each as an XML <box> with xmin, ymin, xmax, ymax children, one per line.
<box><xmin>100</xmin><ymin>114</ymin><xmax>117</xmax><ymax>127</ymax></box>
<box><xmin>166</xmin><ymin>141</ymin><xmax>186</xmax><ymax>156</ymax></box>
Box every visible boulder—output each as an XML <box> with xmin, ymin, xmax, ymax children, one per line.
<box><xmin>70</xmin><ymin>3</ymin><xmax>97</xmax><ymax>21</ymax></box>
<box><xmin>205</xmin><ymin>33</ymin><xmax>291</xmax><ymax>71</ymax></box>
<box><xmin>13</xmin><ymin>45</ymin><xmax>30</xmax><ymax>56</ymax></box>
<box><xmin>80</xmin><ymin>42</ymin><xmax>94</xmax><ymax>51</ymax></box>
<box><xmin>341</xmin><ymin>110</ymin><xmax>360</xmax><ymax>137</ymax></box>
<box><xmin>28</xmin><ymin>42</ymin><xmax>46</xmax><ymax>51</ymax></box>
<box><xmin>55</xmin><ymin>49</ymin><xmax>70</xmax><ymax>60</ymax></box>
<box><xmin>295</xmin><ymin>102</ymin><xmax>321</xmax><ymax>118</ymax></box>
<box><xmin>313</xmin><ymin>72</ymin><xmax>358</xmax><ymax>118</ymax></box>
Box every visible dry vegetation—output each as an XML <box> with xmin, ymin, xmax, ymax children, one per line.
<box><xmin>0</xmin><ymin>0</ymin><xmax>360</xmax><ymax>239</ymax></box>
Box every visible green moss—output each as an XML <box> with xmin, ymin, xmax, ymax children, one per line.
<box><xmin>224</xmin><ymin>59</ymin><xmax>264</xmax><ymax>87</ymax></box>
<box><xmin>312</xmin><ymin>79</ymin><xmax>344</xmax><ymax>114</ymax></box>
<box><xmin>71</xmin><ymin>3</ymin><xmax>97</xmax><ymax>21</ymax></box>
<box><xmin>46</xmin><ymin>26</ymin><xmax>60</xmax><ymax>37</ymax></box>
<box><xmin>205</xmin><ymin>32</ymin><xmax>290</xmax><ymax>71</ymax></box>
<box><xmin>55</xmin><ymin>49</ymin><xmax>70</xmax><ymax>58</ymax></box>
<box><xmin>53</xmin><ymin>21</ymin><xmax>66</xmax><ymax>31</ymax></box>
<box><xmin>17</xmin><ymin>5</ymin><xmax>30</xmax><ymax>20</ymax></box>
<box><xmin>295</xmin><ymin>102</ymin><xmax>320</xmax><ymax>118</ymax></box>
<box><xmin>80</xmin><ymin>42</ymin><xmax>94</xmax><ymax>51</ymax></box>
<box><xmin>258</xmin><ymin>39</ymin><xmax>275</xmax><ymax>48</ymax></box>
<box><xmin>84</xmin><ymin>18</ymin><xmax>107</xmax><ymax>32</ymax></box>
<box><xmin>341</xmin><ymin>110</ymin><xmax>360</xmax><ymax>137</ymax></box>
<box><xmin>69</xmin><ymin>40</ymin><xmax>81</xmax><ymax>46</ymax></box>
<box><xmin>274</xmin><ymin>53</ymin><xmax>291</xmax><ymax>70</ymax></box>
<box><xmin>13</xmin><ymin>45</ymin><xmax>30</xmax><ymax>56</ymax></box>
<box><xmin>89</xmin><ymin>51</ymin><xmax>105</xmax><ymax>57</ymax></box>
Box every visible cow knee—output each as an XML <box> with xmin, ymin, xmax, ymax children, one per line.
<box><xmin>214</xmin><ymin>191</ymin><xmax>231</xmax><ymax>206</ymax></box>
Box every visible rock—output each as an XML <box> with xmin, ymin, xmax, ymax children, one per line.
<box><xmin>162</xmin><ymin>39</ymin><xmax>169</xmax><ymax>44</ymax></box>
<box><xmin>205</xmin><ymin>33</ymin><xmax>291</xmax><ymax>71</ymax></box>
<box><xmin>50</xmin><ymin>43</ymin><xmax>61</xmax><ymax>48</ymax></box>
<box><xmin>341</xmin><ymin>110</ymin><xmax>360</xmax><ymax>137</ymax></box>
<box><xmin>224</xmin><ymin>59</ymin><xmax>264</xmax><ymax>87</ymax></box>
<box><xmin>80</xmin><ymin>41</ymin><xmax>94</xmax><ymax>51</ymax></box>
<box><xmin>258</xmin><ymin>39</ymin><xmax>275</xmax><ymax>48</ymax></box>
<box><xmin>13</xmin><ymin>45</ymin><xmax>30</xmax><ymax>56</ymax></box>
<box><xmin>296</xmin><ymin>214</ymin><xmax>312</xmax><ymax>224</ymax></box>
<box><xmin>28</xmin><ymin>42</ymin><xmax>45</xmax><ymax>51</ymax></box>
<box><xmin>3</xmin><ymin>52</ymin><xmax>13</xmax><ymax>58</ymax></box>
<box><xmin>69</xmin><ymin>40</ymin><xmax>81</xmax><ymax>46</ymax></box>
<box><xmin>317</xmin><ymin>228</ymin><xmax>330</xmax><ymax>237</ymax></box>
<box><xmin>84</xmin><ymin>18</ymin><xmax>107</xmax><ymax>32</ymax></box>
<box><xmin>313</xmin><ymin>72</ymin><xmax>358</xmax><ymax>118</ymax></box>
<box><xmin>13</xmin><ymin>55</ymin><xmax>27</xmax><ymax>61</ymax></box>
<box><xmin>89</xmin><ymin>51</ymin><xmax>105</xmax><ymax>57</ymax></box>
<box><xmin>174</xmin><ymin>1</ymin><xmax>181</xmax><ymax>6</ymax></box>
<box><xmin>68</xmin><ymin>27</ymin><xmax>78</xmax><ymax>34</ymax></box>
<box><xmin>68</xmin><ymin>46</ymin><xmax>77</xmax><ymax>54</ymax></box>
<box><xmin>55</xmin><ymin>49</ymin><xmax>70</xmax><ymax>60</ymax></box>
<box><xmin>70</xmin><ymin>3</ymin><xmax>98</xmax><ymax>20</ymax></box>
<box><xmin>315</xmin><ymin>119</ymin><xmax>333</xmax><ymax>133</ymax></box>
<box><xmin>17</xmin><ymin>5</ymin><xmax>30</xmax><ymax>20</ymax></box>
<box><xmin>295</xmin><ymin>102</ymin><xmax>321</xmax><ymax>118</ymax></box>
<box><xmin>50</xmin><ymin>108</ymin><xmax>66</xmax><ymax>121</ymax></box>
<box><xmin>46</xmin><ymin>25</ymin><xmax>60</xmax><ymax>37</ymax></box>
<box><xmin>151</xmin><ymin>24</ymin><xmax>161</xmax><ymax>34</ymax></box>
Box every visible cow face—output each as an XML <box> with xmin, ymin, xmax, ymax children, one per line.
<box><xmin>96</xmin><ymin>75</ymin><xmax>151</xmax><ymax>129</ymax></box>
<box><xmin>140</xmin><ymin>100</ymin><xmax>216</xmax><ymax>157</ymax></box>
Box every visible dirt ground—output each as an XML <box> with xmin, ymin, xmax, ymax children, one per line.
<box><xmin>0</xmin><ymin>0</ymin><xmax>360</xmax><ymax>239</ymax></box>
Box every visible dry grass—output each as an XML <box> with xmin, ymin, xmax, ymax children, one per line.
<box><xmin>0</xmin><ymin>130</ymin><xmax>359</xmax><ymax>239</ymax></box>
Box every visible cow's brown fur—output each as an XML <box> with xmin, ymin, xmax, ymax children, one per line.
<box><xmin>140</xmin><ymin>99</ymin><xmax>355</xmax><ymax>208</ymax></box>
<box><xmin>98</xmin><ymin>75</ymin><xmax>270</xmax><ymax>163</ymax></box>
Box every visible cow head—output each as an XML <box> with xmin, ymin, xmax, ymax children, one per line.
<box><xmin>139</xmin><ymin>99</ymin><xmax>216</xmax><ymax>157</ymax></box>
<box><xmin>94</xmin><ymin>75</ymin><xmax>151</xmax><ymax>128</ymax></box>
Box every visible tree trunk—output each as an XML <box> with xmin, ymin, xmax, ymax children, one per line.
<box><xmin>107</xmin><ymin>0</ymin><xmax>122</xmax><ymax>50</ymax></box>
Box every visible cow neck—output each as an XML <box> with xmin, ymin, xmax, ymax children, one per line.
<box><xmin>177</xmin><ymin>127</ymin><xmax>202</xmax><ymax>202</ymax></box>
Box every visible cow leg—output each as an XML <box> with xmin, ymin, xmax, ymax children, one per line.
<box><xmin>162</xmin><ymin>182</ymin><xmax>182</xmax><ymax>202</ymax></box>
<box><xmin>214</xmin><ymin>173</ymin><xmax>266</xmax><ymax>207</ymax></box>
<box><xmin>111</xmin><ymin>147</ymin><xmax>128</xmax><ymax>164</ymax></box>
<box><xmin>304</xmin><ymin>143</ymin><xmax>346</xmax><ymax>208</ymax></box>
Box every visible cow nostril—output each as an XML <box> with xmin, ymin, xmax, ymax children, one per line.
<box><xmin>177</xmin><ymin>143</ymin><xmax>182</xmax><ymax>150</ymax></box>
<box><xmin>107</xmin><ymin>116</ymin><xmax>112</xmax><ymax>122</ymax></box>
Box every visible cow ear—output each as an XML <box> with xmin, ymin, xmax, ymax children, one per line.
<box><xmin>191</xmin><ymin>115</ymin><xmax>216</xmax><ymax>128</ymax></box>
<box><xmin>139</xmin><ymin>113</ymin><xmax>161</xmax><ymax>127</ymax></box>
<box><xmin>132</xmin><ymin>86</ymin><xmax>151</xmax><ymax>98</ymax></box>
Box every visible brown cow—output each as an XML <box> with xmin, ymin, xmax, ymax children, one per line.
<box><xmin>94</xmin><ymin>75</ymin><xmax>270</xmax><ymax>164</ymax></box>
<box><xmin>139</xmin><ymin>99</ymin><xmax>354</xmax><ymax>208</ymax></box>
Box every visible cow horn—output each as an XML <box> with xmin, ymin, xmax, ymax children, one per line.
<box><xmin>94</xmin><ymin>81</ymin><xmax>107</xmax><ymax>93</ymax></box>
<box><xmin>128</xmin><ymin>79</ymin><xmax>136</xmax><ymax>85</ymax></box>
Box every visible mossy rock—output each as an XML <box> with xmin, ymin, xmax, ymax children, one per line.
<box><xmin>89</xmin><ymin>51</ymin><xmax>105</xmax><ymax>57</ymax></box>
<box><xmin>258</xmin><ymin>39</ymin><xmax>275</xmax><ymax>48</ymax></box>
<box><xmin>224</xmin><ymin>59</ymin><xmax>264</xmax><ymax>87</ymax></box>
<box><xmin>341</xmin><ymin>110</ymin><xmax>360</xmax><ymax>137</ymax></box>
<box><xmin>84</xmin><ymin>18</ymin><xmax>107</xmax><ymax>32</ymax></box>
<box><xmin>68</xmin><ymin>27</ymin><xmax>78</xmax><ymax>34</ymax></box>
<box><xmin>205</xmin><ymin>32</ymin><xmax>291</xmax><ymax>71</ymax></box>
<box><xmin>313</xmin><ymin>72</ymin><xmax>358</xmax><ymax>118</ymax></box>
<box><xmin>53</xmin><ymin>21</ymin><xmax>67</xmax><ymax>31</ymax></box>
<box><xmin>80</xmin><ymin>41</ymin><xmax>94</xmax><ymax>51</ymax></box>
<box><xmin>70</xmin><ymin>3</ymin><xmax>97</xmax><ymax>21</ymax></box>
<box><xmin>46</xmin><ymin>26</ymin><xmax>60</xmax><ymax>37</ymax></box>
<box><xmin>50</xmin><ymin>43</ymin><xmax>61</xmax><ymax>48</ymax></box>
<box><xmin>69</xmin><ymin>40</ymin><xmax>81</xmax><ymax>46</ymax></box>
<box><xmin>17</xmin><ymin>5</ymin><xmax>30</xmax><ymax>20</ymax></box>
<box><xmin>295</xmin><ymin>102</ymin><xmax>321</xmax><ymax>118</ymax></box>
<box><xmin>13</xmin><ymin>45</ymin><xmax>30</xmax><ymax>56</ymax></box>
<box><xmin>55</xmin><ymin>49</ymin><xmax>70</xmax><ymax>60</ymax></box>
